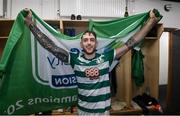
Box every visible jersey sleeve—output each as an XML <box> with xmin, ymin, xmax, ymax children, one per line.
<box><xmin>103</xmin><ymin>49</ymin><xmax>116</xmax><ymax>65</ymax></box>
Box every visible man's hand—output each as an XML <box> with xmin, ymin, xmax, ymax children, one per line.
<box><xmin>24</xmin><ymin>8</ymin><xmax>33</xmax><ymax>26</ymax></box>
<box><xmin>150</xmin><ymin>10</ymin><xmax>156</xmax><ymax>18</ymax></box>
<box><xmin>149</xmin><ymin>9</ymin><xmax>161</xmax><ymax>21</ymax></box>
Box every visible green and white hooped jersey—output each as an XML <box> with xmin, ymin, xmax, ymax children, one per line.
<box><xmin>69</xmin><ymin>49</ymin><xmax>116</xmax><ymax>113</ymax></box>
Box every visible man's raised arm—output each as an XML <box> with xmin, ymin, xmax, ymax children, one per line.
<box><xmin>24</xmin><ymin>9</ymin><xmax>69</xmax><ymax>63</ymax></box>
<box><xmin>115</xmin><ymin>9</ymin><xmax>161</xmax><ymax>59</ymax></box>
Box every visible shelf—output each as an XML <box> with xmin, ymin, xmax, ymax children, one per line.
<box><xmin>50</xmin><ymin>100</ymin><xmax>158</xmax><ymax>115</ymax></box>
<box><xmin>43</xmin><ymin>19</ymin><xmax>89</xmax><ymax>35</ymax></box>
<box><xmin>62</xmin><ymin>19</ymin><xmax>89</xmax><ymax>22</ymax></box>
<box><xmin>0</xmin><ymin>20</ymin><xmax>14</xmax><ymax>37</ymax></box>
<box><xmin>0</xmin><ymin>36</ymin><xmax>8</xmax><ymax>39</ymax></box>
<box><xmin>111</xmin><ymin>105</ymin><xmax>157</xmax><ymax>115</ymax></box>
<box><xmin>62</xmin><ymin>20</ymin><xmax>89</xmax><ymax>35</ymax></box>
<box><xmin>145</xmin><ymin>37</ymin><xmax>157</xmax><ymax>39</ymax></box>
<box><xmin>63</xmin><ymin>20</ymin><xmax>89</xmax><ymax>27</ymax></box>
<box><xmin>146</xmin><ymin>23</ymin><xmax>163</xmax><ymax>39</ymax></box>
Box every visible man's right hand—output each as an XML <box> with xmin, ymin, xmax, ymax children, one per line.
<box><xmin>24</xmin><ymin>8</ymin><xmax>33</xmax><ymax>26</ymax></box>
<box><xmin>149</xmin><ymin>9</ymin><xmax>161</xmax><ymax>22</ymax></box>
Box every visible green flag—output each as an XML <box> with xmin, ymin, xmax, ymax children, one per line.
<box><xmin>0</xmin><ymin>10</ymin><xmax>78</xmax><ymax>115</ymax></box>
<box><xmin>0</xmin><ymin>9</ymin><xmax>161</xmax><ymax>115</ymax></box>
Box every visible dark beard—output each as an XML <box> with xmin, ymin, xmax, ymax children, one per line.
<box><xmin>82</xmin><ymin>49</ymin><xmax>97</xmax><ymax>55</ymax></box>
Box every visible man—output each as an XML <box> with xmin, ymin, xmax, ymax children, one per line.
<box><xmin>24</xmin><ymin>9</ymin><xmax>160</xmax><ymax>115</ymax></box>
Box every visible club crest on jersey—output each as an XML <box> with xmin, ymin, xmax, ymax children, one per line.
<box><xmin>96</xmin><ymin>55</ymin><xmax>104</xmax><ymax>64</ymax></box>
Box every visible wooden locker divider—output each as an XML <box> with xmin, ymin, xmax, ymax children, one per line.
<box><xmin>0</xmin><ymin>20</ymin><xmax>14</xmax><ymax>57</ymax></box>
<box><xmin>115</xmin><ymin>50</ymin><xmax>132</xmax><ymax>106</ymax></box>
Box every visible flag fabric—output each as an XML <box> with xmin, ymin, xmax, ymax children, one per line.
<box><xmin>0</xmin><ymin>10</ymin><xmax>78</xmax><ymax>115</ymax></box>
<box><xmin>132</xmin><ymin>49</ymin><xmax>145</xmax><ymax>86</ymax></box>
<box><xmin>0</xmin><ymin>10</ymin><xmax>159</xmax><ymax>115</ymax></box>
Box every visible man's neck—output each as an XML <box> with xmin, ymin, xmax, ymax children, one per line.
<box><xmin>84</xmin><ymin>52</ymin><xmax>96</xmax><ymax>60</ymax></box>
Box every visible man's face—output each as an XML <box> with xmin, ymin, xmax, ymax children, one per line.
<box><xmin>81</xmin><ymin>32</ymin><xmax>97</xmax><ymax>55</ymax></box>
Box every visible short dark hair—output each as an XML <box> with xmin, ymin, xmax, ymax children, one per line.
<box><xmin>81</xmin><ymin>30</ymin><xmax>97</xmax><ymax>39</ymax></box>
